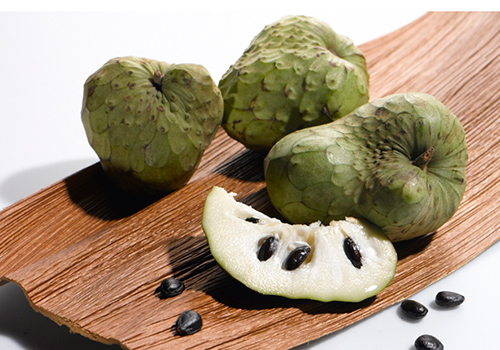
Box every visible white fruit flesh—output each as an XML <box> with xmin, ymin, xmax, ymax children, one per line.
<box><xmin>202</xmin><ymin>186</ymin><xmax>397</xmax><ymax>302</ymax></box>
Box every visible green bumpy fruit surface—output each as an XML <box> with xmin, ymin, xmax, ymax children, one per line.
<box><xmin>264</xmin><ymin>93</ymin><xmax>468</xmax><ymax>241</ymax></box>
<box><xmin>219</xmin><ymin>15</ymin><xmax>369</xmax><ymax>151</ymax></box>
<box><xmin>82</xmin><ymin>56</ymin><xmax>223</xmax><ymax>195</ymax></box>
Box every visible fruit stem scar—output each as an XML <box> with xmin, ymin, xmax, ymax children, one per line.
<box><xmin>412</xmin><ymin>147</ymin><xmax>434</xmax><ymax>171</ymax></box>
<box><xmin>327</xmin><ymin>46</ymin><xmax>340</xmax><ymax>57</ymax></box>
<box><xmin>322</xmin><ymin>105</ymin><xmax>332</xmax><ymax>120</ymax></box>
<box><xmin>151</xmin><ymin>70</ymin><xmax>164</xmax><ymax>91</ymax></box>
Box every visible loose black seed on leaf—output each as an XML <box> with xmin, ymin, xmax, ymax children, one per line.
<box><xmin>258</xmin><ymin>236</ymin><xmax>279</xmax><ymax>261</ymax></box>
<box><xmin>174</xmin><ymin>310</ymin><xmax>202</xmax><ymax>336</ymax></box>
<box><xmin>343</xmin><ymin>236</ymin><xmax>362</xmax><ymax>268</ymax></box>
<box><xmin>284</xmin><ymin>245</ymin><xmax>311</xmax><ymax>270</ymax></box>
<box><xmin>414</xmin><ymin>334</ymin><xmax>444</xmax><ymax>350</ymax></box>
<box><xmin>245</xmin><ymin>217</ymin><xmax>260</xmax><ymax>223</ymax></box>
<box><xmin>435</xmin><ymin>291</ymin><xmax>465</xmax><ymax>307</ymax></box>
<box><xmin>155</xmin><ymin>278</ymin><xmax>185</xmax><ymax>299</ymax></box>
<box><xmin>401</xmin><ymin>299</ymin><xmax>428</xmax><ymax>319</ymax></box>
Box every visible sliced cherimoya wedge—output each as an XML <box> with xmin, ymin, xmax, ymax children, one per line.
<box><xmin>202</xmin><ymin>186</ymin><xmax>397</xmax><ymax>302</ymax></box>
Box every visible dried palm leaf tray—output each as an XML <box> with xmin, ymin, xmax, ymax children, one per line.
<box><xmin>1</xmin><ymin>11</ymin><xmax>499</xmax><ymax>350</ymax></box>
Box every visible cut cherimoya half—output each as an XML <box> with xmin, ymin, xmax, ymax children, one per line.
<box><xmin>201</xmin><ymin>186</ymin><xmax>397</xmax><ymax>303</ymax></box>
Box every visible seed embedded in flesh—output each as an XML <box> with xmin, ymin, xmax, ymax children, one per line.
<box><xmin>245</xmin><ymin>217</ymin><xmax>260</xmax><ymax>223</ymax></box>
<box><xmin>400</xmin><ymin>299</ymin><xmax>428</xmax><ymax>319</ymax></box>
<box><xmin>257</xmin><ymin>236</ymin><xmax>279</xmax><ymax>261</ymax></box>
<box><xmin>435</xmin><ymin>291</ymin><xmax>465</xmax><ymax>307</ymax></box>
<box><xmin>284</xmin><ymin>245</ymin><xmax>311</xmax><ymax>270</ymax></box>
<box><xmin>414</xmin><ymin>334</ymin><xmax>444</xmax><ymax>350</ymax></box>
<box><xmin>343</xmin><ymin>236</ymin><xmax>362</xmax><ymax>269</ymax></box>
<box><xmin>155</xmin><ymin>278</ymin><xmax>185</xmax><ymax>299</ymax></box>
<box><xmin>175</xmin><ymin>310</ymin><xmax>202</xmax><ymax>336</ymax></box>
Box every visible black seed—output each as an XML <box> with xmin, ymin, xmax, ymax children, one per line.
<box><xmin>435</xmin><ymin>291</ymin><xmax>465</xmax><ymax>307</ymax></box>
<box><xmin>414</xmin><ymin>334</ymin><xmax>444</xmax><ymax>350</ymax></box>
<box><xmin>245</xmin><ymin>217</ymin><xmax>260</xmax><ymax>223</ymax></box>
<box><xmin>343</xmin><ymin>237</ymin><xmax>362</xmax><ymax>269</ymax></box>
<box><xmin>155</xmin><ymin>278</ymin><xmax>185</xmax><ymax>299</ymax></box>
<box><xmin>174</xmin><ymin>310</ymin><xmax>202</xmax><ymax>336</ymax></box>
<box><xmin>400</xmin><ymin>299</ymin><xmax>428</xmax><ymax>319</ymax></box>
<box><xmin>284</xmin><ymin>245</ymin><xmax>311</xmax><ymax>270</ymax></box>
<box><xmin>258</xmin><ymin>236</ymin><xmax>279</xmax><ymax>261</ymax></box>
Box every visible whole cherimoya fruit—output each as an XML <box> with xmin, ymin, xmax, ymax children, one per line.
<box><xmin>264</xmin><ymin>93</ymin><xmax>468</xmax><ymax>242</ymax></box>
<box><xmin>82</xmin><ymin>57</ymin><xmax>223</xmax><ymax>196</ymax></box>
<box><xmin>219</xmin><ymin>15</ymin><xmax>369</xmax><ymax>151</ymax></box>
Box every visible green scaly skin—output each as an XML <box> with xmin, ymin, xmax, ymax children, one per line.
<box><xmin>219</xmin><ymin>15</ymin><xmax>369</xmax><ymax>151</ymax></box>
<box><xmin>264</xmin><ymin>93</ymin><xmax>468</xmax><ymax>241</ymax></box>
<box><xmin>82</xmin><ymin>56</ymin><xmax>223</xmax><ymax>196</ymax></box>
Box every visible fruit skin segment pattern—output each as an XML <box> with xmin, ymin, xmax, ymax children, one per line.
<box><xmin>219</xmin><ymin>15</ymin><xmax>369</xmax><ymax>151</ymax></box>
<box><xmin>264</xmin><ymin>92</ymin><xmax>468</xmax><ymax>242</ymax></box>
<box><xmin>82</xmin><ymin>56</ymin><xmax>224</xmax><ymax>196</ymax></box>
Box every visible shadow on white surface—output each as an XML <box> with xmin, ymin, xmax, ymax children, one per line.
<box><xmin>0</xmin><ymin>159</ymin><xmax>96</xmax><ymax>209</ymax></box>
<box><xmin>0</xmin><ymin>282</ymin><xmax>121</xmax><ymax>350</ymax></box>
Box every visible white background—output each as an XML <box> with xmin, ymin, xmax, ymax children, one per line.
<box><xmin>1</xmin><ymin>3</ymin><xmax>498</xmax><ymax>350</ymax></box>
